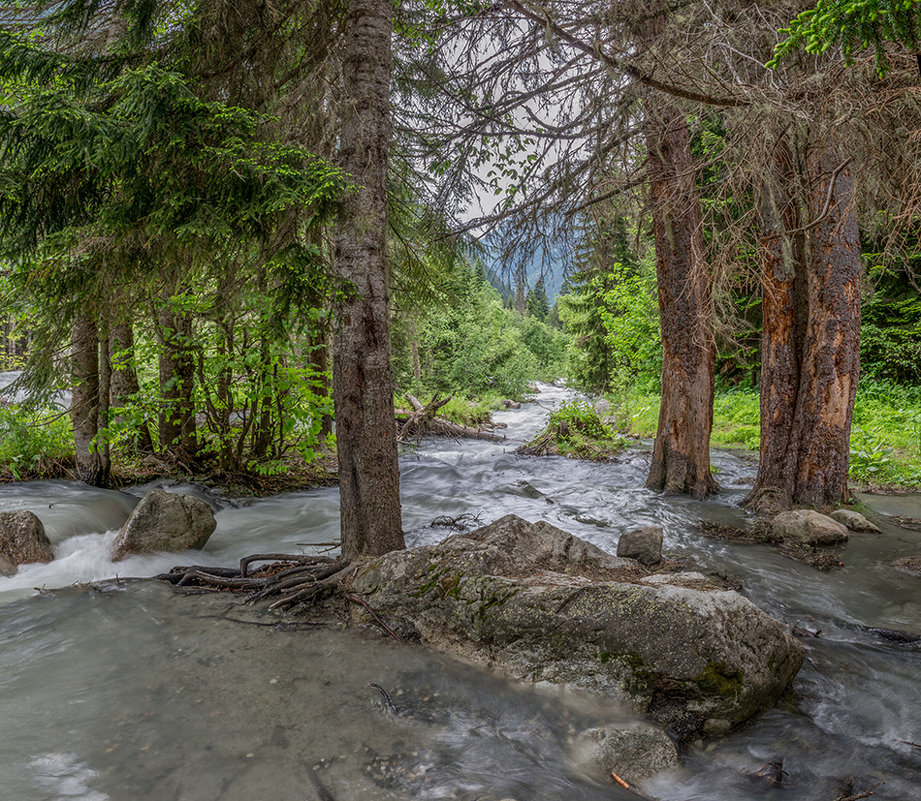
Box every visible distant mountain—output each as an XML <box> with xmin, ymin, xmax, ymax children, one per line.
<box><xmin>480</xmin><ymin>233</ymin><xmax>570</xmax><ymax>301</ymax></box>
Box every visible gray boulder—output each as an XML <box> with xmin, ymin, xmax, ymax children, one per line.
<box><xmin>572</xmin><ymin>723</ymin><xmax>679</xmax><ymax>786</ymax></box>
<box><xmin>0</xmin><ymin>554</ymin><xmax>18</xmax><ymax>576</ymax></box>
<box><xmin>0</xmin><ymin>510</ymin><xmax>53</xmax><ymax>567</ymax></box>
<box><xmin>771</xmin><ymin>509</ymin><xmax>848</xmax><ymax>547</ymax></box>
<box><xmin>830</xmin><ymin>509</ymin><xmax>881</xmax><ymax>534</ymax></box>
<box><xmin>353</xmin><ymin>514</ymin><xmax>804</xmax><ymax>739</ymax></box>
<box><xmin>617</xmin><ymin>526</ymin><xmax>663</xmax><ymax>566</ymax></box>
<box><xmin>111</xmin><ymin>489</ymin><xmax>216</xmax><ymax>561</ymax></box>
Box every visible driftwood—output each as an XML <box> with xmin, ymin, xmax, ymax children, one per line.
<box><xmin>395</xmin><ymin>393</ymin><xmax>504</xmax><ymax>442</ymax></box>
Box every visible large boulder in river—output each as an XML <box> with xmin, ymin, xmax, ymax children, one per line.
<box><xmin>771</xmin><ymin>509</ymin><xmax>848</xmax><ymax>547</ymax></box>
<box><xmin>111</xmin><ymin>489</ymin><xmax>216</xmax><ymax>561</ymax></box>
<box><xmin>0</xmin><ymin>510</ymin><xmax>53</xmax><ymax>569</ymax></box>
<box><xmin>352</xmin><ymin>514</ymin><xmax>804</xmax><ymax>740</ymax></box>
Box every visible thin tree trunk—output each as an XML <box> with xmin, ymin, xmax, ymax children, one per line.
<box><xmin>156</xmin><ymin>297</ymin><xmax>197</xmax><ymax>460</ymax></box>
<box><xmin>643</xmin><ymin>95</ymin><xmax>717</xmax><ymax>498</ymax></box>
<box><xmin>98</xmin><ymin>319</ymin><xmax>111</xmax><ymax>472</ymax></box>
<box><xmin>331</xmin><ymin>0</ymin><xmax>404</xmax><ymax>559</ymax></box>
<box><xmin>70</xmin><ymin>315</ymin><xmax>109</xmax><ymax>486</ymax></box>
<box><xmin>515</xmin><ymin>267</ymin><xmax>527</xmax><ymax>314</ymax></box>
<box><xmin>748</xmin><ymin>138</ymin><xmax>860</xmax><ymax>510</ymax></box>
<box><xmin>110</xmin><ymin>321</ymin><xmax>154</xmax><ymax>451</ymax></box>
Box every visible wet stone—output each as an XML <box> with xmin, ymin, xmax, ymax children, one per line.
<box><xmin>353</xmin><ymin>514</ymin><xmax>804</xmax><ymax>741</ymax></box>
<box><xmin>771</xmin><ymin>510</ymin><xmax>848</xmax><ymax>547</ymax></box>
<box><xmin>616</xmin><ymin>526</ymin><xmax>663</xmax><ymax>566</ymax></box>
<box><xmin>830</xmin><ymin>509</ymin><xmax>881</xmax><ymax>534</ymax></box>
<box><xmin>0</xmin><ymin>510</ymin><xmax>54</xmax><ymax>567</ymax></box>
<box><xmin>572</xmin><ymin>723</ymin><xmax>679</xmax><ymax>786</ymax></box>
<box><xmin>111</xmin><ymin>489</ymin><xmax>217</xmax><ymax>561</ymax></box>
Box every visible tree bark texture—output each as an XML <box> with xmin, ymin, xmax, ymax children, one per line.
<box><xmin>643</xmin><ymin>96</ymin><xmax>717</xmax><ymax>498</ymax></box>
<box><xmin>70</xmin><ymin>315</ymin><xmax>109</xmax><ymax>486</ymax></box>
<box><xmin>748</xmin><ymin>138</ymin><xmax>861</xmax><ymax>510</ymax></box>
<box><xmin>332</xmin><ymin>0</ymin><xmax>405</xmax><ymax>559</ymax></box>
<box><xmin>156</xmin><ymin>299</ymin><xmax>197</xmax><ymax>459</ymax></box>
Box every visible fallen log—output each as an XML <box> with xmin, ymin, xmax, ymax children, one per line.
<box><xmin>396</xmin><ymin>392</ymin><xmax>504</xmax><ymax>442</ymax></box>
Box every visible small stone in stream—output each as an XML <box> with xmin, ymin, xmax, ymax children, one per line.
<box><xmin>502</xmin><ymin>399</ymin><xmax>521</xmax><ymax>409</ymax></box>
<box><xmin>572</xmin><ymin>724</ymin><xmax>679</xmax><ymax>786</ymax></box>
<box><xmin>111</xmin><ymin>489</ymin><xmax>217</xmax><ymax>560</ymax></box>
<box><xmin>771</xmin><ymin>510</ymin><xmax>848</xmax><ymax>547</ymax></box>
<box><xmin>0</xmin><ymin>510</ymin><xmax>54</xmax><ymax>567</ymax></box>
<box><xmin>892</xmin><ymin>555</ymin><xmax>921</xmax><ymax>577</ymax></box>
<box><xmin>616</xmin><ymin>526</ymin><xmax>663</xmax><ymax>566</ymax></box>
<box><xmin>0</xmin><ymin>554</ymin><xmax>17</xmax><ymax>576</ymax></box>
<box><xmin>830</xmin><ymin>509</ymin><xmax>881</xmax><ymax>533</ymax></box>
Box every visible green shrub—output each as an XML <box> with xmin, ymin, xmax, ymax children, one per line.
<box><xmin>0</xmin><ymin>404</ymin><xmax>73</xmax><ymax>478</ymax></box>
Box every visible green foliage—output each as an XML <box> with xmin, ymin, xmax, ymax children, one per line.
<box><xmin>0</xmin><ymin>404</ymin><xmax>72</xmax><ymax>479</ymax></box>
<box><xmin>769</xmin><ymin>0</ymin><xmax>921</xmax><ymax>74</ymax></box>
<box><xmin>436</xmin><ymin>393</ymin><xmax>504</xmax><ymax>426</ymax></box>
<box><xmin>392</xmin><ymin>258</ymin><xmax>565</xmax><ymax>400</ymax></box>
<box><xmin>522</xmin><ymin>399</ymin><xmax>627</xmax><ymax>460</ymax></box>
<box><xmin>861</xmin><ymin>286</ymin><xmax>921</xmax><ymax>384</ymax></box>
<box><xmin>559</xmin><ymin>214</ymin><xmax>660</xmax><ymax>394</ymax></box>
<box><xmin>525</xmin><ymin>277</ymin><xmax>549</xmax><ymax>321</ymax></box>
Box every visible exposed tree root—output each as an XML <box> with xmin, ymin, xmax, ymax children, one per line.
<box><xmin>396</xmin><ymin>393</ymin><xmax>504</xmax><ymax>442</ymax></box>
<box><xmin>157</xmin><ymin>555</ymin><xmax>403</xmax><ymax>639</ymax></box>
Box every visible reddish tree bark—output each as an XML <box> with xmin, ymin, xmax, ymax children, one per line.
<box><xmin>643</xmin><ymin>96</ymin><xmax>717</xmax><ymax>498</ymax></box>
<box><xmin>332</xmin><ymin>0</ymin><xmax>405</xmax><ymax>559</ymax></box>
<box><xmin>748</xmin><ymin>138</ymin><xmax>860</xmax><ymax>510</ymax></box>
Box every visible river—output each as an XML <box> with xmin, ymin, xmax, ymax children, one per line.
<box><xmin>1</xmin><ymin>384</ymin><xmax>919</xmax><ymax>800</ymax></box>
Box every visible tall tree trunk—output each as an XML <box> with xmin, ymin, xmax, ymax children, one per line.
<box><xmin>515</xmin><ymin>267</ymin><xmax>527</xmax><ymax>314</ymax></box>
<box><xmin>109</xmin><ymin>321</ymin><xmax>154</xmax><ymax>451</ymax></box>
<box><xmin>70</xmin><ymin>315</ymin><xmax>109</xmax><ymax>486</ymax></box>
<box><xmin>97</xmin><ymin>319</ymin><xmax>111</xmax><ymax>472</ymax></box>
<box><xmin>748</xmin><ymin>138</ymin><xmax>860</xmax><ymax>510</ymax></box>
<box><xmin>643</xmin><ymin>96</ymin><xmax>717</xmax><ymax>498</ymax></box>
<box><xmin>332</xmin><ymin>0</ymin><xmax>404</xmax><ymax>559</ymax></box>
<box><xmin>156</xmin><ymin>297</ymin><xmax>197</xmax><ymax>460</ymax></box>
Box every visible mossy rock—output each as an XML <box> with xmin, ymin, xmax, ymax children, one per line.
<box><xmin>353</xmin><ymin>515</ymin><xmax>804</xmax><ymax>741</ymax></box>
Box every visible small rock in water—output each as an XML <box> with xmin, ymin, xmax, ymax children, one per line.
<box><xmin>0</xmin><ymin>554</ymin><xmax>17</xmax><ymax>577</ymax></box>
<box><xmin>572</xmin><ymin>723</ymin><xmax>679</xmax><ymax>786</ymax></box>
<box><xmin>0</xmin><ymin>510</ymin><xmax>54</xmax><ymax>567</ymax></box>
<box><xmin>111</xmin><ymin>489</ymin><xmax>217</xmax><ymax>561</ymax></box>
<box><xmin>771</xmin><ymin>510</ymin><xmax>848</xmax><ymax>547</ymax></box>
<box><xmin>616</xmin><ymin>526</ymin><xmax>663</xmax><ymax>566</ymax></box>
<box><xmin>830</xmin><ymin>509</ymin><xmax>881</xmax><ymax>533</ymax></box>
<box><xmin>892</xmin><ymin>555</ymin><xmax>921</xmax><ymax>577</ymax></box>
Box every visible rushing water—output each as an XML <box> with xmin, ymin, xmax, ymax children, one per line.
<box><xmin>1</xmin><ymin>384</ymin><xmax>920</xmax><ymax>800</ymax></box>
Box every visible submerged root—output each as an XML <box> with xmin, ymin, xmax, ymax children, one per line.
<box><xmin>157</xmin><ymin>555</ymin><xmax>405</xmax><ymax>641</ymax></box>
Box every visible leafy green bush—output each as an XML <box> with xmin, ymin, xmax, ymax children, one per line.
<box><xmin>520</xmin><ymin>400</ymin><xmax>627</xmax><ymax>460</ymax></box>
<box><xmin>0</xmin><ymin>404</ymin><xmax>73</xmax><ymax>479</ymax></box>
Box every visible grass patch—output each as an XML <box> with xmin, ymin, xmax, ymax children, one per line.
<box><xmin>601</xmin><ymin>379</ymin><xmax>921</xmax><ymax>490</ymax></box>
<box><xmin>518</xmin><ymin>399</ymin><xmax>628</xmax><ymax>461</ymax></box>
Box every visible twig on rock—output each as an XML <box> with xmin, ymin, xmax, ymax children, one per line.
<box><xmin>344</xmin><ymin>593</ymin><xmax>403</xmax><ymax>640</ymax></box>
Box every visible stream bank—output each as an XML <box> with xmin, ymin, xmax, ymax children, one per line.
<box><xmin>0</xmin><ymin>384</ymin><xmax>919</xmax><ymax>799</ymax></box>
